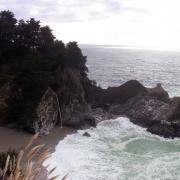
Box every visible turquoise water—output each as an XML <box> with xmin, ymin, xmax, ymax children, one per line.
<box><xmin>45</xmin><ymin>47</ymin><xmax>180</xmax><ymax>179</ymax></box>
<box><xmin>46</xmin><ymin>118</ymin><xmax>180</xmax><ymax>180</ymax></box>
<box><xmin>81</xmin><ymin>46</ymin><xmax>180</xmax><ymax>97</ymax></box>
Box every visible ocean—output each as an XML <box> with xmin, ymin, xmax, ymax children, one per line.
<box><xmin>82</xmin><ymin>45</ymin><xmax>180</xmax><ymax>97</ymax></box>
<box><xmin>45</xmin><ymin>46</ymin><xmax>180</xmax><ymax>180</ymax></box>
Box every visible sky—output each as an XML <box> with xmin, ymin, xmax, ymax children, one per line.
<box><xmin>1</xmin><ymin>0</ymin><xmax>180</xmax><ymax>49</ymax></box>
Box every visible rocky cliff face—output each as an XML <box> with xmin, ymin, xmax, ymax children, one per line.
<box><xmin>57</xmin><ymin>68</ymin><xmax>96</xmax><ymax>130</ymax></box>
<box><xmin>18</xmin><ymin>77</ymin><xmax>150</xmax><ymax>135</ymax></box>
<box><xmin>33</xmin><ymin>88</ymin><xmax>59</xmax><ymax>135</ymax></box>
<box><xmin>1</xmin><ymin>73</ymin><xmax>180</xmax><ymax>138</ymax></box>
<box><xmin>32</xmin><ymin>67</ymin><xmax>96</xmax><ymax>135</ymax></box>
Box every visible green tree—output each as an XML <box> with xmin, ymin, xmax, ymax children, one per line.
<box><xmin>0</xmin><ymin>10</ymin><xmax>89</xmax><ymax>127</ymax></box>
<box><xmin>0</xmin><ymin>11</ymin><xmax>17</xmax><ymax>62</ymax></box>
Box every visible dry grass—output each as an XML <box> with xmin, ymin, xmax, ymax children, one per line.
<box><xmin>0</xmin><ymin>133</ymin><xmax>67</xmax><ymax>180</ymax></box>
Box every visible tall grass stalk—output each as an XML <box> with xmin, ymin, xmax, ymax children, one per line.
<box><xmin>0</xmin><ymin>133</ymin><xmax>67</xmax><ymax>180</ymax></box>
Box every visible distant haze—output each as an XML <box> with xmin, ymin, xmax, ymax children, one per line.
<box><xmin>1</xmin><ymin>0</ymin><xmax>180</xmax><ymax>50</ymax></box>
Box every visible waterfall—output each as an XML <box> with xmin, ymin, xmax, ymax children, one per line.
<box><xmin>54</xmin><ymin>92</ymin><xmax>63</xmax><ymax>128</ymax></box>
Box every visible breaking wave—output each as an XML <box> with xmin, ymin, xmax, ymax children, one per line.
<box><xmin>45</xmin><ymin>117</ymin><xmax>180</xmax><ymax>180</ymax></box>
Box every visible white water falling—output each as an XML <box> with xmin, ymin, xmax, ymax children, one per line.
<box><xmin>54</xmin><ymin>92</ymin><xmax>63</xmax><ymax>128</ymax></box>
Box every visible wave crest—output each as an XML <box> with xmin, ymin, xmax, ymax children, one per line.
<box><xmin>45</xmin><ymin>117</ymin><xmax>180</xmax><ymax>180</ymax></box>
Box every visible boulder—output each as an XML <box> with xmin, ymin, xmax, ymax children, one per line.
<box><xmin>63</xmin><ymin>111</ymin><xmax>96</xmax><ymax>129</ymax></box>
<box><xmin>33</xmin><ymin>88</ymin><xmax>59</xmax><ymax>135</ymax></box>
<box><xmin>121</xmin><ymin>95</ymin><xmax>169</xmax><ymax>127</ymax></box>
<box><xmin>83</xmin><ymin>132</ymin><xmax>91</xmax><ymax>137</ymax></box>
<box><xmin>147</xmin><ymin>124</ymin><xmax>175</xmax><ymax>138</ymax></box>
<box><xmin>60</xmin><ymin>97</ymin><xmax>96</xmax><ymax>129</ymax></box>
<box><xmin>167</xmin><ymin>97</ymin><xmax>180</xmax><ymax>121</ymax></box>
<box><xmin>92</xmin><ymin>107</ymin><xmax>114</xmax><ymax>123</ymax></box>
<box><xmin>147</xmin><ymin>83</ymin><xmax>169</xmax><ymax>102</ymax></box>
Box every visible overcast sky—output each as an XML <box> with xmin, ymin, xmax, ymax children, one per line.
<box><xmin>1</xmin><ymin>0</ymin><xmax>180</xmax><ymax>49</ymax></box>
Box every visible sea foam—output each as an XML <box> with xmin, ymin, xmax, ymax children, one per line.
<box><xmin>45</xmin><ymin>117</ymin><xmax>180</xmax><ymax>180</ymax></box>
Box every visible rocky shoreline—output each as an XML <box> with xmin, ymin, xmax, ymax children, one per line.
<box><xmin>1</xmin><ymin>78</ymin><xmax>180</xmax><ymax>139</ymax></box>
<box><xmin>1</xmin><ymin>10</ymin><xmax>179</xmax><ymax>140</ymax></box>
<box><xmin>94</xmin><ymin>81</ymin><xmax>180</xmax><ymax>138</ymax></box>
<box><xmin>89</xmin><ymin>80</ymin><xmax>180</xmax><ymax>138</ymax></box>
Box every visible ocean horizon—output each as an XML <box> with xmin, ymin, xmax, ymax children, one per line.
<box><xmin>81</xmin><ymin>45</ymin><xmax>180</xmax><ymax>97</ymax></box>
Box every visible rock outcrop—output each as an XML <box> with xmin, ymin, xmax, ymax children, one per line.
<box><xmin>147</xmin><ymin>123</ymin><xmax>175</xmax><ymax>138</ymax></box>
<box><xmin>33</xmin><ymin>88</ymin><xmax>59</xmax><ymax>135</ymax></box>
<box><xmin>32</xmin><ymin>79</ymin><xmax>180</xmax><ymax>137</ymax></box>
<box><xmin>120</xmin><ymin>95</ymin><xmax>169</xmax><ymax>127</ymax></box>
<box><xmin>147</xmin><ymin>83</ymin><xmax>170</xmax><ymax>102</ymax></box>
<box><xmin>115</xmin><ymin>94</ymin><xmax>179</xmax><ymax>138</ymax></box>
<box><xmin>85</xmin><ymin>80</ymin><xmax>147</xmax><ymax>107</ymax></box>
<box><xmin>33</xmin><ymin>79</ymin><xmax>148</xmax><ymax>135</ymax></box>
<box><xmin>32</xmin><ymin>68</ymin><xmax>97</xmax><ymax>134</ymax></box>
<box><xmin>102</xmin><ymin>82</ymin><xmax>180</xmax><ymax>138</ymax></box>
<box><xmin>167</xmin><ymin>97</ymin><xmax>180</xmax><ymax>121</ymax></box>
<box><xmin>61</xmin><ymin>100</ymin><xmax>96</xmax><ymax>129</ymax></box>
<box><xmin>57</xmin><ymin>68</ymin><xmax>96</xmax><ymax>129</ymax></box>
<box><xmin>1</xmin><ymin>75</ymin><xmax>180</xmax><ymax>138</ymax></box>
<box><xmin>103</xmin><ymin>80</ymin><xmax>147</xmax><ymax>104</ymax></box>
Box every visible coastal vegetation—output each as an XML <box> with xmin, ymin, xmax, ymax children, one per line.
<box><xmin>0</xmin><ymin>133</ymin><xmax>66</xmax><ymax>180</ymax></box>
<box><xmin>0</xmin><ymin>10</ymin><xmax>89</xmax><ymax>130</ymax></box>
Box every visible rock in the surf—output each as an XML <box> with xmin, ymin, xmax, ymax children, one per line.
<box><xmin>120</xmin><ymin>95</ymin><xmax>169</xmax><ymax>127</ymax></box>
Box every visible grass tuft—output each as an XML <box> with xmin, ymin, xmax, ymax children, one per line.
<box><xmin>0</xmin><ymin>133</ymin><xmax>67</xmax><ymax>180</ymax></box>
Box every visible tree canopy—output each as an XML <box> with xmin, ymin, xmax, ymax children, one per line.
<box><xmin>0</xmin><ymin>10</ymin><xmax>88</xmax><ymax>125</ymax></box>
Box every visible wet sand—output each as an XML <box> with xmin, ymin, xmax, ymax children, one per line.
<box><xmin>0</xmin><ymin>126</ymin><xmax>76</xmax><ymax>153</ymax></box>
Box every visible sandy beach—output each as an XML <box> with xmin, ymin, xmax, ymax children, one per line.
<box><xmin>0</xmin><ymin>126</ymin><xmax>76</xmax><ymax>153</ymax></box>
